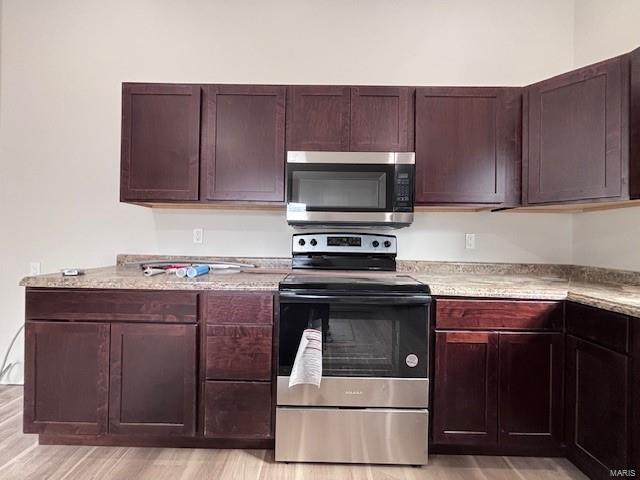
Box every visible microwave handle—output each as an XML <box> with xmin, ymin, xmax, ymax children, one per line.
<box><xmin>278</xmin><ymin>292</ymin><xmax>431</xmax><ymax>305</ymax></box>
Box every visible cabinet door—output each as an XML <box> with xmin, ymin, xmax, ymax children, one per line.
<box><xmin>433</xmin><ymin>331</ymin><xmax>499</xmax><ymax>446</ymax></box>
<box><xmin>632</xmin><ymin>317</ymin><xmax>640</xmax><ymax>470</ymax></box>
<box><xmin>109</xmin><ymin>323</ymin><xmax>197</xmax><ymax>436</ymax></box>
<box><xmin>287</xmin><ymin>86</ymin><xmax>350</xmax><ymax>151</ymax></box>
<box><xmin>120</xmin><ymin>84</ymin><xmax>201</xmax><ymax>201</ymax></box>
<box><xmin>350</xmin><ymin>87</ymin><xmax>413</xmax><ymax>151</ymax></box>
<box><xmin>498</xmin><ymin>333</ymin><xmax>563</xmax><ymax>450</ymax></box>
<box><xmin>415</xmin><ymin>87</ymin><xmax>521</xmax><ymax>204</ymax></box>
<box><xmin>201</xmin><ymin>85</ymin><xmax>285</xmax><ymax>202</ymax></box>
<box><xmin>525</xmin><ymin>57</ymin><xmax>624</xmax><ymax>204</ymax></box>
<box><xmin>566</xmin><ymin>335</ymin><xmax>630</xmax><ymax>478</ymax></box>
<box><xmin>24</xmin><ymin>322</ymin><xmax>110</xmax><ymax>435</ymax></box>
<box><xmin>204</xmin><ymin>381</ymin><xmax>272</xmax><ymax>438</ymax></box>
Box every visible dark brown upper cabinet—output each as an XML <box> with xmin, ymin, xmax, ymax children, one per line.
<box><xmin>287</xmin><ymin>86</ymin><xmax>351</xmax><ymax>151</ymax></box>
<box><xmin>415</xmin><ymin>87</ymin><xmax>521</xmax><ymax>205</ymax></box>
<box><xmin>350</xmin><ymin>87</ymin><xmax>414</xmax><ymax>151</ymax></box>
<box><xmin>524</xmin><ymin>49</ymin><xmax>640</xmax><ymax>205</ymax></box>
<box><xmin>201</xmin><ymin>85</ymin><xmax>286</xmax><ymax>202</ymax></box>
<box><xmin>120</xmin><ymin>84</ymin><xmax>201</xmax><ymax>202</ymax></box>
<box><xmin>287</xmin><ymin>86</ymin><xmax>414</xmax><ymax>152</ymax></box>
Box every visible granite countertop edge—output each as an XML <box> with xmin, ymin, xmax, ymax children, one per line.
<box><xmin>19</xmin><ymin>263</ymin><xmax>640</xmax><ymax>318</ymax></box>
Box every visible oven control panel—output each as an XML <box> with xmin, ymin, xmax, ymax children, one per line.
<box><xmin>292</xmin><ymin>233</ymin><xmax>397</xmax><ymax>254</ymax></box>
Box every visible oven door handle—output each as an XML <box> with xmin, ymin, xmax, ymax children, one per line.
<box><xmin>278</xmin><ymin>293</ymin><xmax>431</xmax><ymax>305</ymax></box>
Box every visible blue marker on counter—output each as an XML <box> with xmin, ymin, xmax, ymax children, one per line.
<box><xmin>186</xmin><ymin>264</ymin><xmax>210</xmax><ymax>278</ymax></box>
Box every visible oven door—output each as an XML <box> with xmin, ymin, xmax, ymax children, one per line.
<box><xmin>278</xmin><ymin>292</ymin><xmax>430</xmax><ymax>408</ymax></box>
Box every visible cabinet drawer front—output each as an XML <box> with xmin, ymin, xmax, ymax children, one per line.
<box><xmin>566</xmin><ymin>302</ymin><xmax>629</xmax><ymax>353</ymax></box>
<box><xmin>205</xmin><ymin>325</ymin><xmax>272</xmax><ymax>380</ymax></box>
<box><xmin>204</xmin><ymin>381</ymin><xmax>272</xmax><ymax>438</ymax></box>
<box><xmin>25</xmin><ymin>289</ymin><xmax>198</xmax><ymax>323</ymax></box>
<box><xmin>436</xmin><ymin>299</ymin><xmax>562</xmax><ymax>330</ymax></box>
<box><xmin>203</xmin><ymin>293</ymin><xmax>273</xmax><ymax>325</ymax></box>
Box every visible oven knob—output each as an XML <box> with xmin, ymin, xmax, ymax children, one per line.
<box><xmin>372</xmin><ymin>240</ymin><xmax>379</xmax><ymax>248</ymax></box>
<box><xmin>384</xmin><ymin>240</ymin><xmax>392</xmax><ymax>248</ymax></box>
<box><xmin>310</xmin><ymin>239</ymin><xmax>317</xmax><ymax>246</ymax></box>
<box><xmin>406</xmin><ymin>354</ymin><xmax>419</xmax><ymax>368</ymax></box>
<box><xmin>298</xmin><ymin>239</ymin><xmax>306</xmax><ymax>246</ymax></box>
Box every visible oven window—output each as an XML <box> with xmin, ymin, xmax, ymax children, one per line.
<box><xmin>279</xmin><ymin>302</ymin><xmax>427</xmax><ymax>378</ymax></box>
<box><xmin>288</xmin><ymin>164</ymin><xmax>394</xmax><ymax>211</ymax></box>
<box><xmin>323</xmin><ymin>305</ymin><xmax>394</xmax><ymax>376</ymax></box>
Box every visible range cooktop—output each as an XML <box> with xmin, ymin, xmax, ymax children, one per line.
<box><xmin>279</xmin><ymin>274</ymin><xmax>430</xmax><ymax>294</ymax></box>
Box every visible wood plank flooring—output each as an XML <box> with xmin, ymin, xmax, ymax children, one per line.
<box><xmin>0</xmin><ymin>386</ymin><xmax>587</xmax><ymax>480</ymax></box>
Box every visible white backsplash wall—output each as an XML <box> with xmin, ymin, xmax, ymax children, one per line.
<box><xmin>149</xmin><ymin>209</ymin><xmax>573</xmax><ymax>264</ymax></box>
<box><xmin>572</xmin><ymin>208</ymin><xmax>640</xmax><ymax>271</ymax></box>
<box><xmin>0</xmin><ymin>0</ymin><xmax>596</xmax><ymax>384</ymax></box>
<box><xmin>570</xmin><ymin>0</ymin><xmax>640</xmax><ymax>270</ymax></box>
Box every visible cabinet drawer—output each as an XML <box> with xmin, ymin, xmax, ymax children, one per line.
<box><xmin>204</xmin><ymin>381</ymin><xmax>272</xmax><ymax>438</ymax></box>
<box><xmin>205</xmin><ymin>325</ymin><xmax>272</xmax><ymax>380</ymax></box>
<box><xmin>202</xmin><ymin>293</ymin><xmax>273</xmax><ymax>325</ymax></box>
<box><xmin>566</xmin><ymin>302</ymin><xmax>629</xmax><ymax>353</ymax></box>
<box><xmin>435</xmin><ymin>299</ymin><xmax>563</xmax><ymax>330</ymax></box>
<box><xmin>25</xmin><ymin>289</ymin><xmax>198</xmax><ymax>323</ymax></box>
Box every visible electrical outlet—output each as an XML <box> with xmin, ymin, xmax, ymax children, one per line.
<box><xmin>29</xmin><ymin>262</ymin><xmax>41</xmax><ymax>276</ymax></box>
<box><xmin>193</xmin><ymin>228</ymin><xmax>204</xmax><ymax>244</ymax></box>
<box><xmin>465</xmin><ymin>233</ymin><xmax>476</xmax><ymax>250</ymax></box>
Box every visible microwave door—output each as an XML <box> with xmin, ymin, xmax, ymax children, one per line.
<box><xmin>288</xmin><ymin>163</ymin><xmax>394</xmax><ymax>212</ymax></box>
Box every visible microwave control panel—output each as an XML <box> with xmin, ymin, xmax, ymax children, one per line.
<box><xmin>394</xmin><ymin>164</ymin><xmax>414</xmax><ymax>211</ymax></box>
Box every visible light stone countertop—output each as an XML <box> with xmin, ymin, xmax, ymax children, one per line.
<box><xmin>19</xmin><ymin>260</ymin><xmax>640</xmax><ymax>318</ymax></box>
<box><xmin>20</xmin><ymin>266</ymin><xmax>289</xmax><ymax>292</ymax></box>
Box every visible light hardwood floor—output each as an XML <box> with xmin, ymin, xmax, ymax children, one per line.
<box><xmin>0</xmin><ymin>386</ymin><xmax>587</xmax><ymax>480</ymax></box>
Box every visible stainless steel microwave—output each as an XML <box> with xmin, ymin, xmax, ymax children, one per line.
<box><xmin>286</xmin><ymin>151</ymin><xmax>415</xmax><ymax>228</ymax></box>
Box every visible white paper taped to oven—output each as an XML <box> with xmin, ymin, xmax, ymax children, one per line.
<box><xmin>288</xmin><ymin>328</ymin><xmax>323</xmax><ymax>388</ymax></box>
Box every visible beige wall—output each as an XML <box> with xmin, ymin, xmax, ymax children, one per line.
<box><xmin>0</xmin><ymin>0</ymin><xmax>586</xmax><ymax>384</ymax></box>
<box><xmin>574</xmin><ymin>0</ymin><xmax>640</xmax><ymax>66</ymax></box>
<box><xmin>571</xmin><ymin>0</ymin><xmax>640</xmax><ymax>270</ymax></box>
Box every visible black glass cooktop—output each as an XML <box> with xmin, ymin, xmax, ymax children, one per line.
<box><xmin>279</xmin><ymin>274</ymin><xmax>429</xmax><ymax>294</ymax></box>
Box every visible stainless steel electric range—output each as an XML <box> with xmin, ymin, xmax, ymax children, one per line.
<box><xmin>275</xmin><ymin>233</ymin><xmax>431</xmax><ymax>465</ymax></box>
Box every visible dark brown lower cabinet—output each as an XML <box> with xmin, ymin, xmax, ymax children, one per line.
<box><xmin>566</xmin><ymin>335</ymin><xmax>630</xmax><ymax>478</ymax></box>
<box><xmin>433</xmin><ymin>331</ymin><xmax>499</xmax><ymax>446</ymax></box>
<box><xmin>204</xmin><ymin>381</ymin><xmax>272</xmax><ymax>438</ymax></box>
<box><xmin>633</xmin><ymin>321</ymin><xmax>640</xmax><ymax>471</ymax></box>
<box><xmin>205</xmin><ymin>325</ymin><xmax>272</xmax><ymax>381</ymax></box>
<box><xmin>433</xmin><ymin>329</ymin><xmax>563</xmax><ymax>453</ymax></box>
<box><xmin>109</xmin><ymin>323</ymin><xmax>197</xmax><ymax>436</ymax></box>
<box><xmin>499</xmin><ymin>333</ymin><xmax>563</xmax><ymax>449</ymax></box>
<box><xmin>23</xmin><ymin>321</ymin><xmax>110</xmax><ymax>435</ymax></box>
